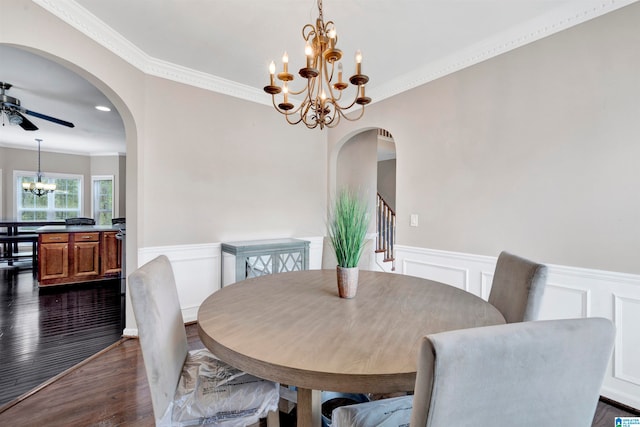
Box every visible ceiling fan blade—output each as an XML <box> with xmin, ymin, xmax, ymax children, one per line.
<box><xmin>24</xmin><ymin>109</ymin><xmax>75</xmax><ymax>128</ymax></box>
<box><xmin>17</xmin><ymin>112</ymin><xmax>38</xmax><ymax>131</ymax></box>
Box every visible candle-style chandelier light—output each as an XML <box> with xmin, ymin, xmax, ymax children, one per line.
<box><xmin>22</xmin><ymin>138</ymin><xmax>56</xmax><ymax>197</ymax></box>
<box><xmin>263</xmin><ymin>0</ymin><xmax>371</xmax><ymax>129</ymax></box>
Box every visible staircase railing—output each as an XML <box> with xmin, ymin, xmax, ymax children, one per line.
<box><xmin>376</xmin><ymin>193</ymin><xmax>396</xmax><ymax>266</ymax></box>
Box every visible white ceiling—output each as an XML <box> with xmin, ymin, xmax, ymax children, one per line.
<box><xmin>1</xmin><ymin>0</ymin><xmax>636</xmax><ymax>155</ymax></box>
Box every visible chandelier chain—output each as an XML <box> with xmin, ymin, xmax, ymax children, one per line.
<box><xmin>22</xmin><ymin>138</ymin><xmax>56</xmax><ymax>197</ymax></box>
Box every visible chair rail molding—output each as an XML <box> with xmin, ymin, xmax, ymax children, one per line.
<box><xmin>392</xmin><ymin>244</ymin><xmax>640</xmax><ymax>410</ymax></box>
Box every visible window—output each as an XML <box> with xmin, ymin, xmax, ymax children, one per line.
<box><xmin>92</xmin><ymin>176</ymin><xmax>114</xmax><ymax>226</ymax></box>
<box><xmin>15</xmin><ymin>171</ymin><xmax>83</xmax><ymax>221</ymax></box>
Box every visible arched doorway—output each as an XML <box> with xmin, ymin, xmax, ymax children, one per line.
<box><xmin>0</xmin><ymin>43</ymin><xmax>138</xmax><ymax>325</ymax></box>
<box><xmin>332</xmin><ymin>128</ymin><xmax>396</xmax><ymax>271</ymax></box>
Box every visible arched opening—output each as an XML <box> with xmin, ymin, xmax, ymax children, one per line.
<box><xmin>330</xmin><ymin>127</ymin><xmax>396</xmax><ymax>271</ymax></box>
<box><xmin>0</xmin><ymin>42</ymin><xmax>139</xmax><ymax>391</ymax></box>
<box><xmin>0</xmin><ymin>44</ymin><xmax>137</xmax><ymax>403</ymax></box>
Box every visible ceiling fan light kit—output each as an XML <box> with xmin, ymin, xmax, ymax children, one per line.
<box><xmin>263</xmin><ymin>0</ymin><xmax>370</xmax><ymax>129</ymax></box>
<box><xmin>1</xmin><ymin>81</ymin><xmax>75</xmax><ymax>131</ymax></box>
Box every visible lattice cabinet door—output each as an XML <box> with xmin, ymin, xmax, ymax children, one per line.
<box><xmin>221</xmin><ymin>238</ymin><xmax>310</xmax><ymax>286</ymax></box>
<box><xmin>246</xmin><ymin>254</ymin><xmax>274</xmax><ymax>278</ymax></box>
<box><xmin>276</xmin><ymin>249</ymin><xmax>305</xmax><ymax>273</ymax></box>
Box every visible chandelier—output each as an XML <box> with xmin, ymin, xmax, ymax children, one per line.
<box><xmin>263</xmin><ymin>0</ymin><xmax>371</xmax><ymax>129</ymax></box>
<box><xmin>22</xmin><ymin>138</ymin><xmax>56</xmax><ymax>197</ymax></box>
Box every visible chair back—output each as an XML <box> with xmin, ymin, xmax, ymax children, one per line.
<box><xmin>64</xmin><ymin>217</ymin><xmax>96</xmax><ymax>226</ymax></box>
<box><xmin>410</xmin><ymin>317</ymin><xmax>615</xmax><ymax>427</ymax></box>
<box><xmin>128</xmin><ymin>255</ymin><xmax>189</xmax><ymax>423</ymax></box>
<box><xmin>488</xmin><ymin>251</ymin><xmax>547</xmax><ymax>323</ymax></box>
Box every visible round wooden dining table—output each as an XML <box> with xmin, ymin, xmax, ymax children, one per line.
<box><xmin>197</xmin><ymin>269</ymin><xmax>505</xmax><ymax>427</ymax></box>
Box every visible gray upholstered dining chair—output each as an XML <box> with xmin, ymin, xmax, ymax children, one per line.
<box><xmin>488</xmin><ymin>251</ymin><xmax>548</xmax><ymax>323</ymax></box>
<box><xmin>332</xmin><ymin>317</ymin><xmax>615</xmax><ymax>427</ymax></box>
<box><xmin>129</xmin><ymin>255</ymin><xmax>280</xmax><ymax>427</ymax></box>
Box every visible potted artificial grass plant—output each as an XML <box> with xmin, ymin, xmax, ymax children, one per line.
<box><xmin>328</xmin><ymin>189</ymin><xmax>370</xmax><ymax>298</ymax></box>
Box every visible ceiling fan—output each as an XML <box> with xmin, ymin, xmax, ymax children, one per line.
<box><xmin>1</xmin><ymin>81</ymin><xmax>75</xmax><ymax>131</ymax></box>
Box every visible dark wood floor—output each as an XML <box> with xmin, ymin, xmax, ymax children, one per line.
<box><xmin>0</xmin><ymin>269</ymin><xmax>124</xmax><ymax>405</ymax></box>
<box><xmin>0</xmin><ymin>268</ymin><xmax>637</xmax><ymax>426</ymax></box>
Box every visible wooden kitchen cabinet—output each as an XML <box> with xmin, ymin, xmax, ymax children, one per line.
<box><xmin>72</xmin><ymin>232</ymin><xmax>100</xmax><ymax>279</ymax></box>
<box><xmin>39</xmin><ymin>233</ymin><xmax>70</xmax><ymax>282</ymax></box>
<box><xmin>101</xmin><ymin>231</ymin><xmax>122</xmax><ymax>277</ymax></box>
<box><xmin>38</xmin><ymin>227</ymin><xmax>122</xmax><ymax>286</ymax></box>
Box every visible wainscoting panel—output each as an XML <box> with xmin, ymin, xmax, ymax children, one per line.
<box><xmin>402</xmin><ymin>258</ymin><xmax>470</xmax><ymax>292</ymax></box>
<box><xmin>138</xmin><ymin>243</ymin><xmax>221</xmax><ymax>323</ymax></box>
<box><xmin>611</xmin><ymin>292</ymin><xmax>640</xmax><ymax>407</ymax></box>
<box><xmin>537</xmin><ymin>283</ymin><xmax>591</xmax><ymax>320</ymax></box>
<box><xmin>393</xmin><ymin>245</ymin><xmax>640</xmax><ymax>409</ymax></box>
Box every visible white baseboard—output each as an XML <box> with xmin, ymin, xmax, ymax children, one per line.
<box><xmin>122</xmin><ymin>328</ymin><xmax>138</xmax><ymax>338</ymax></box>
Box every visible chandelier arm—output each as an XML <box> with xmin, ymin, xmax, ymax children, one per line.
<box><xmin>301</xmin><ymin>112</ymin><xmax>319</xmax><ymax>129</ymax></box>
<box><xmin>324</xmin><ymin>111</ymin><xmax>338</xmax><ymax>128</ymax></box>
<box><xmin>300</xmin><ymin>96</ymin><xmax>316</xmax><ymax>129</ymax></box>
<box><xmin>287</xmin><ymin>85</ymin><xmax>308</xmax><ymax>96</ymax></box>
<box><xmin>325</xmin><ymin>20</ymin><xmax>337</xmax><ymax>43</ymax></box>
<box><xmin>284</xmin><ymin>111</ymin><xmax>306</xmax><ymax>126</ymax></box>
<box><xmin>334</xmin><ymin>90</ymin><xmax>361</xmax><ymax>111</ymax></box>
<box><xmin>336</xmin><ymin>104</ymin><xmax>366</xmax><ymax>122</ymax></box>
<box><xmin>271</xmin><ymin>95</ymin><xmax>308</xmax><ymax>116</ymax></box>
<box><xmin>322</xmin><ymin>61</ymin><xmax>348</xmax><ymax>108</ymax></box>
<box><xmin>302</xmin><ymin>23</ymin><xmax>317</xmax><ymax>42</ymax></box>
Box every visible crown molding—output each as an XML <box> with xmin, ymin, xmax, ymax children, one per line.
<box><xmin>33</xmin><ymin>0</ymin><xmax>638</xmax><ymax>106</ymax></box>
<box><xmin>32</xmin><ymin>0</ymin><xmax>270</xmax><ymax>106</ymax></box>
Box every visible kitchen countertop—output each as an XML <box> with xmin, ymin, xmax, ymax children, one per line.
<box><xmin>36</xmin><ymin>225</ymin><xmax>121</xmax><ymax>233</ymax></box>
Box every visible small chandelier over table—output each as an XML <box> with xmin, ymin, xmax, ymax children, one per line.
<box><xmin>23</xmin><ymin>138</ymin><xmax>56</xmax><ymax>197</ymax></box>
<box><xmin>264</xmin><ymin>0</ymin><xmax>371</xmax><ymax>129</ymax></box>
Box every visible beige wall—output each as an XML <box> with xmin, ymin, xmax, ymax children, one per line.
<box><xmin>140</xmin><ymin>76</ymin><xmax>326</xmax><ymax>245</ymax></box>
<box><xmin>329</xmin><ymin>2</ymin><xmax>640</xmax><ymax>274</ymax></box>
<box><xmin>2</xmin><ymin>0</ymin><xmax>327</xmax><ymax>251</ymax></box>
<box><xmin>0</xmin><ymin>147</ymin><xmax>124</xmax><ymax>219</ymax></box>
<box><xmin>336</xmin><ymin>130</ymin><xmax>378</xmax><ymax>202</ymax></box>
<box><xmin>0</xmin><ymin>146</ymin><xmax>91</xmax><ymax>216</ymax></box>
<box><xmin>3</xmin><ymin>0</ymin><xmax>639</xmax><ymax>276</ymax></box>
<box><xmin>377</xmin><ymin>159</ymin><xmax>396</xmax><ymax>212</ymax></box>
<box><xmin>334</xmin><ymin>129</ymin><xmax>378</xmax><ymax>233</ymax></box>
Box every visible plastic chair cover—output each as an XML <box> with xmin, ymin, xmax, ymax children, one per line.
<box><xmin>160</xmin><ymin>349</ymin><xmax>280</xmax><ymax>426</ymax></box>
